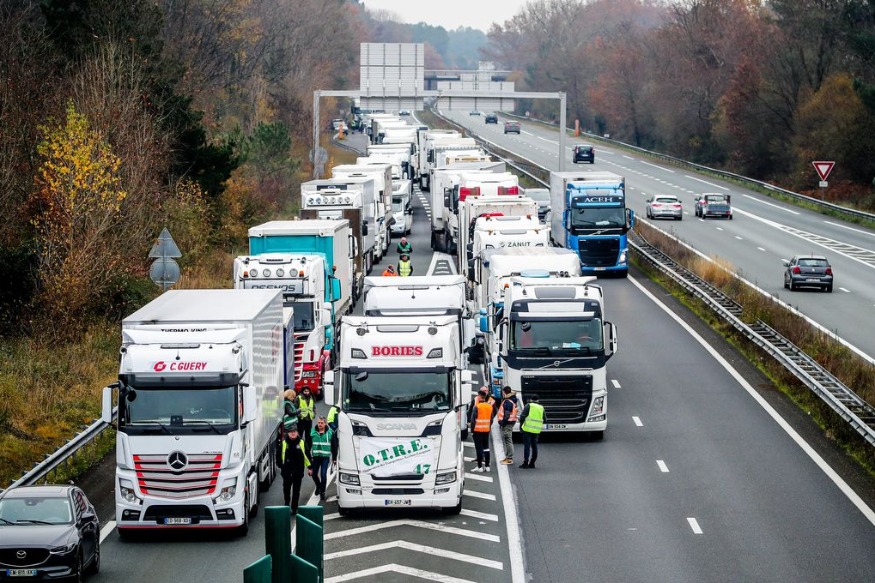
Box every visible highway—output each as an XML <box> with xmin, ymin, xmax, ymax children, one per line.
<box><xmin>76</xmin><ymin>129</ymin><xmax>875</xmax><ymax>583</ymax></box>
<box><xmin>443</xmin><ymin>110</ymin><xmax>875</xmax><ymax>363</ymax></box>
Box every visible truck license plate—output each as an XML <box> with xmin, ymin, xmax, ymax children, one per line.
<box><xmin>384</xmin><ymin>499</ymin><xmax>411</xmax><ymax>506</ymax></box>
<box><xmin>6</xmin><ymin>570</ymin><xmax>37</xmax><ymax>577</ymax></box>
<box><xmin>545</xmin><ymin>424</ymin><xmax>568</xmax><ymax>429</ymax></box>
<box><xmin>164</xmin><ymin>517</ymin><xmax>192</xmax><ymax>525</ymax></box>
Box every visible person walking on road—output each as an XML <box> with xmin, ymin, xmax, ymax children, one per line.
<box><xmin>398</xmin><ymin>253</ymin><xmax>414</xmax><ymax>276</ymax></box>
<box><xmin>469</xmin><ymin>388</ymin><xmax>496</xmax><ymax>472</ymax></box>
<box><xmin>396</xmin><ymin>237</ymin><xmax>412</xmax><ymax>255</ymax></box>
<box><xmin>296</xmin><ymin>388</ymin><xmax>316</xmax><ymax>450</ymax></box>
<box><xmin>497</xmin><ymin>386</ymin><xmax>519</xmax><ymax>465</ymax></box>
<box><xmin>276</xmin><ymin>418</ymin><xmax>310</xmax><ymax>515</ymax></box>
<box><xmin>519</xmin><ymin>394</ymin><xmax>545</xmax><ymax>469</ymax></box>
<box><xmin>310</xmin><ymin>416</ymin><xmax>333</xmax><ymax>501</ymax></box>
<box><xmin>382</xmin><ymin>264</ymin><xmax>397</xmax><ymax>276</ymax></box>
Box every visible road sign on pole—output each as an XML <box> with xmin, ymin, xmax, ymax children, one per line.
<box><xmin>149</xmin><ymin>228</ymin><xmax>182</xmax><ymax>291</ymax></box>
<box><xmin>812</xmin><ymin>161</ymin><xmax>835</xmax><ymax>182</ymax></box>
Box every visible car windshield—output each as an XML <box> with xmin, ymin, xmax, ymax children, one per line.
<box><xmin>570</xmin><ymin>207</ymin><xmax>625</xmax><ymax>230</ymax></box>
<box><xmin>0</xmin><ymin>497</ymin><xmax>73</xmax><ymax>525</ymax></box>
<box><xmin>343</xmin><ymin>370</ymin><xmax>452</xmax><ymax>414</ymax></box>
<box><xmin>392</xmin><ymin>196</ymin><xmax>404</xmax><ymax>212</ymax></box>
<box><xmin>705</xmin><ymin>195</ymin><xmax>726</xmax><ymax>203</ymax></box>
<box><xmin>290</xmin><ymin>300</ymin><xmax>315</xmax><ymax>332</ymax></box>
<box><xmin>655</xmin><ymin>197</ymin><xmax>678</xmax><ymax>204</ymax></box>
<box><xmin>121</xmin><ymin>386</ymin><xmax>237</xmax><ymax>433</ymax></box>
<box><xmin>798</xmin><ymin>258</ymin><xmax>829</xmax><ymax>267</ymax></box>
<box><xmin>511</xmin><ymin>319</ymin><xmax>603</xmax><ymax>353</ymax></box>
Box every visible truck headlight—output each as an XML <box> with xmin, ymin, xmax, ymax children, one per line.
<box><xmin>618</xmin><ymin>251</ymin><xmax>627</xmax><ymax>264</ymax></box>
<box><xmin>217</xmin><ymin>478</ymin><xmax>237</xmax><ymax>502</ymax></box>
<box><xmin>590</xmin><ymin>396</ymin><xmax>605</xmax><ymax>416</ymax></box>
<box><xmin>119</xmin><ymin>478</ymin><xmax>140</xmax><ymax>504</ymax></box>
<box><xmin>435</xmin><ymin>471</ymin><xmax>457</xmax><ymax>485</ymax></box>
<box><xmin>339</xmin><ymin>472</ymin><xmax>360</xmax><ymax>486</ymax></box>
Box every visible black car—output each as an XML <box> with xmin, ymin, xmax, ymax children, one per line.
<box><xmin>573</xmin><ymin>145</ymin><xmax>595</xmax><ymax>164</ymax></box>
<box><xmin>485</xmin><ymin>113</ymin><xmax>498</xmax><ymax>124</ymax></box>
<box><xmin>0</xmin><ymin>485</ymin><xmax>100</xmax><ymax>581</ymax></box>
<box><xmin>783</xmin><ymin>255</ymin><xmax>834</xmax><ymax>292</ymax></box>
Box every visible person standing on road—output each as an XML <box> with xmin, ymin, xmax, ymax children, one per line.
<box><xmin>398</xmin><ymin>253</ymin><xmax>414</xmax><ymax>276</ymax></box>
<box><xmin>497</xmin><ymin>386</ymin><xmax>519</xmax><ymax>465</ymax></box>
<box><xmin>473</xmin><ymin>385</ymin><xmax>496</xmax><ymax>408</ymax></box>
<box><xmin>327</xmin><ymin>403</ymin><xmax>340</xmax><ymax>466</ymax></box>
<box><xmin>519</xmin><ymin>394</ymin><xmax>545</xmax><ymax>469</ymax></box>
<box><xmin>296</xmin><ymin>388</ymin><xmax>316</xmax><ymax>450</ymax></box>
<box><xmin>276</xmin><ymin>419</ymin><xmax>310</xmax><ymax>515</ymax></box>
<box><xmin>310</xmin><ymin>416</ymin><xmax>334</xmax><ymax>501</ymax></box>
<box><xmin>282</xmin><ymin>388</ymin><xmax>297</xmax><ymax>421</ymax></box>
<box><xmin>469</xmin><ymin>388</ymin><xmax>496</xmax><ymax>472</ymax></box>
<box><xmin>396</xmin><ymin>237</ymin><xmax>412</xmax><ymax>255</ymax></box>
<box><xmin>382</xmin><ymin>264</ymin><xmax>397</xmax><ymax>276</ymax></box>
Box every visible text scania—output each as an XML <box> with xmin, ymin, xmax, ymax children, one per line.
<box><xmin>362</xmin><ymin>439</ymin><xmax>429</xmax><ymax>467</ymax></box>
<box><xmin>371</xmin><ymin>346</ymin><xmax>424</xmax><ymax>357</ymax></box>
<box><xmin>153</xmin><ymin>361</ymin><xmax>209</xmax><ymax>372</ymax></box>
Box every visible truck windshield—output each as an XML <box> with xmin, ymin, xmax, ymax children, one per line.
<box><xmin>392</xmin><ymin>196</ymin><xmax>404</xmax><ymax>212</ymax></box>
<box><xmin>289</xmin><ymin>300</ymin><xmax>315</xmax><ymax>332</ymax></box>
<box><xmin>120</xmin><ymin>386</ymin><xmax>237</xmax><ymax>434</ymax></box>
<box><xmin>569</xmin><ymin>207</ymin><xmax>625</xmax><ymax>231</ymax></box>
<box><xmin>343</xmin><ymin>370</ymin><xmax>452</xmax><ymax>414</ymax></box>
<box><xmin>511</xmin><ymin>319</ymin><xmax>602</xmax><ymax>353</ymax></box>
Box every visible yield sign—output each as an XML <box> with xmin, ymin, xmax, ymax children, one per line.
<box><xmin>812</xmin><ymin>161</ymin><xmax>835</xmax><ymax>181</ymax></box>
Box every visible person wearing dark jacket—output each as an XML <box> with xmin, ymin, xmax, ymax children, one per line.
<box><xmin>497</xmin><ymin>386</ymin><xmax>519</xmax><ymax>465</ymax></box>
<box><xmin>276</xmin><ymin>418</ymin><xmax>311</xmax><ymax>514</ymax></box>
<box><xmin>518</xmin><ymin>394</ymin><xmax>546</xmax><ymax>469</ymax></box>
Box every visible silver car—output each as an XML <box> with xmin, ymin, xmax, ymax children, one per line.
<box><xmin>783</xmin><ymin>255</ymin><xmax>833</xmax><ymax>292</ymax></box>
<box><xmin>646</xmin><ymin>195</ymin><xmax>683</xmax><ymax>220</ymax></box>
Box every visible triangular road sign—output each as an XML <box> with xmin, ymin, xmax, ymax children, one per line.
<box><xmin>812</xmin><ymin>161</ymin><xmax>835</xmax><ymax>182</ymax></box>
<box><xmin>148</xmin><ymin>227</ymin><xmax>182</xmax><ymax>258</ymax></box>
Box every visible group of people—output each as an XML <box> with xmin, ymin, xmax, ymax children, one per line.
<box><xmin>468</xmin><ymin>386</ymin><xmax>545</xmax><ymax>471</ymax></box>
<box><xmin>382</xmin><ymin>237</ymin><xmax>414</xmax><ymax>276</ymax></box>
<box><xmin>275</xmin><ymin>387</ymin><xmax>340</xmax><ymax>514</ymax></box>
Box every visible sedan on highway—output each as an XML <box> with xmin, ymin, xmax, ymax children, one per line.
<box><xmin>484</xmin><ymin>113</ymin><xmax>498</xmax><ymax>124</ymax></box>
<box><xmin>0</xmin><ymin>485</ymin><xmax>101</xmax><ymax>580</ymax></box>
<box><xmin>573</xmin><ymin>145</ymin><xmax>595</xmax><ymax>164</ymax></box>
<box><xmin>783</xmin><ymin>255</ymin><xmax>834</xmax><ymax>292</ymax></box>
<box><xmin>504</xmin><ymin>121</ymin><xmax>521</xmax><ymax>134</ymax></box>
<box><xmin>645</xmin><ymin>195</ymin><xmax>683</xmax><ymax>220</ymax></box>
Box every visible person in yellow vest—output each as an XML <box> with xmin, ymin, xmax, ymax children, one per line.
<box><xmin>309</xmin><ymin>416</ymin><xmax>334</xmax><ymax>501</ymax></box>
<box><xmin>519</xmin><ymin>394</ymin><xmax>545</xmax><ymax>469</ymax></box>
<box><xmin>469</xmin><ymin>388</ymin><xmax>496</xmax><ymax>472</ymax></box>
<box><xmin>397</xmin><ymin>253</ymin><xmax>414</xmax><ymax>276</ymax></box>
<box><xmin>296</xmin><ymin>388</ymin><xmax>316</xmax><ymax>450</ymax></box>
<box><xmin>275</xmin><ymin>418</ymin><xmax>311</xmax><ymax>515</ymax></box>
<box><xmin>497</xmin><ymin>386</ymin><xmax>520</xmax><ymax>465</ymax></box>
<box><xmin>327</xmin><ymin>404</ymin><xmax>340</xmax><ymax>466</ymax></box>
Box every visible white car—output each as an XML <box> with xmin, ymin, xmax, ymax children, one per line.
<box><xmin>646</xmin><ymin>194</ymin><xmax>683</xmax><ymax>220</ymax></box>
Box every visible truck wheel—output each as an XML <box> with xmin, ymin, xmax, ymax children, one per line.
<box><xmin>237</xmin><ymin>493</ymin><xmax>250</xmax><ymax>536</ymax></box>
<box><xmin>441</xmin><ymin>500</ymin><xmax>462</xmax><ymax>515</ymax></box>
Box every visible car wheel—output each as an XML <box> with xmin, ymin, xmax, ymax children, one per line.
<box><xmin>338</xmin><ymin>505</ymin><xmax>350</xmax><ymax>517</ymax></box>
<box><xmin>86</xmin><ymin>540</ymin><xmax>100</xmax><ymax>575</ymax></box>
<box><xmin>789</xmin><ymin>279</ymin><xmax>795</xmax><ymax>291</ymax></box>
<box><xmin>237</xmin><ymin>492</ymin><xmax>250</xmax><ymax>536</ymax></box>
<box><xmin>677</xmin><ymin>215</ymin><xmax>683</xmax><ymax>221</ymax></box>
<box><xmin>783</xmin><ymin>276</ymin><xmax>789</xmax><ymax>289</ymax></box>
<box><xmin>69</xmin><ymin>550</ymin><xmax>84</xmax><ymax>583</ymax></box>
<box><xmin>825</xmin><ymin>284</ymin><xmax>833</xmax><ymax>293</ymax></box>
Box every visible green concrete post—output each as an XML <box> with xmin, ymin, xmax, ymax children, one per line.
<box><xmin>243</xmin><ymin>555</ymin><xmax>271</xmax><ymax>583</ymax></box>
<box><xmin>264</xmin><ymin>506</ymin><xmax>292</xmax><ymax>583</ymax></box>
<box><xmin>295</xmin><ymin>514</ymin><xmax>324</xmax><ymax>581</ymax></box>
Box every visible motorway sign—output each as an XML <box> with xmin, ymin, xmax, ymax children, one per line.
<box><xmin>812</xmin><ymin>161</ymin><xmax>835</xmax><ymax>182</ymax></box>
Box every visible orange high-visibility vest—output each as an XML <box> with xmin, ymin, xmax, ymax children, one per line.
<box><xmin>497</xmin><ymin>399</ymin><xmax>519</xmax><ymax>423</ymax></box>
<box><xmin>473</xmin><ymin>401</ymin><xmax>493</xmax><ymax>432</ymax></box>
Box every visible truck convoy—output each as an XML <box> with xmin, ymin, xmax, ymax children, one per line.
<box><xmin>326</xmin><ymin>314</ymin><xmax>474</xmax><ymax>515</ymax></box>
<box><xmin>549</xmin><ymin>171</ymin><xmax>634</xmax><ymax>277</ymax></box>
<box><xmin>331</xmin><ymin>163</ymin><xmax>394</xmax><ymax>262</ymax></box>
<box><xmin>103</xmin><ymin>289</ymin><xmax>285</xmax><ymax>536</ymax></box>
<box><xmin>487</xmin><ymin>275</ymin><xmax>617</xmax><ymax>437</ymax></box>
<box><xmin>430</xmin><ymin>161</ymin><xmax>506</xmax><ymax>253</ymax></box>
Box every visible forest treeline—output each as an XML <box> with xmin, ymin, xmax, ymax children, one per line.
<box><xmin>482</xmin><ymin>0</ymin><xmax>875</xmax><ymax>204</ymax></box>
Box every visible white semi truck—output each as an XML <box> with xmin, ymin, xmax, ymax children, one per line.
<box><xmin>430</xmin><ymin>161</ymin><xmax>506</xmax><ymax>253</ymax></box>
<box><xmin>332</xmin><ymin>164</ymin><xmax>394</xmax><ymax>260</ymax></box>
<box><xmin>454</xmin><ymin>184</ymin><xmax>537</xmax><ymax>262</ymax></box>
<box><xmin>326</xmin><ymin>315</ymin><xmax>474</xmax><ymax>514</ymax></box>
<box><xmin>422</xmin><ymin>138</ymin><xmax>479</xmax><ymax>191</ymax></box>
<box><xmin>488</xmin><ymin>275</ymin><xmax>617</xmax><ymax>437</ymax></box>
<box><xmin>102</xmin><ymin>289</ymin><xmax>285</xmax><ymax>536</ymax></box>
<box><xmin>462</xmin><ymin>215</ymin><xmax>549</xmax><ymax>281</ymax></box>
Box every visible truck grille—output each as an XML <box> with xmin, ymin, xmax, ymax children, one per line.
<box><xmin>579</xmin><ymin>238</ymin><xmax>620</xmax><ymax>267</ymax></box>
<box><xmin>133</xmin><ymin>453</ymin><xmax>222</xmax><ymax>499</ymax></box>
<box><xmin>521</xmin><ymin>375</ymin><xmax>593</xmax><ymax>424</ymax></box>
<box><xmin>294</xmin><ymin>333</ymin><xmax>308</xmax><ymax>382</ymax></box>
<box><xmin>0</xmin><ymin>549</ymin><xmax>49</xmax><ymax>567</ymax></box>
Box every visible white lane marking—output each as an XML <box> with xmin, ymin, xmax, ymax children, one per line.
<box><xmin>100</xmin><ymin>520</ymin><xmax>116</xmax><ymax>542</ymax></box>
<box><xmin>657</xmin><ymin>460</ymin><xmax>670</xmax><ymax>473</ymax></box>
<box><xmin>463</xmin><ymin>489</ymin><xmax>497</xmax><ymax>501</ymax></box>
<box><xmin>492</xmin><ymin>420</ymin><xmax>526</xmax><ymax>583</ymax></box>
<box><xmin>716</xmin><ymin>227</ymin><xmax>724</xmax><ymax>231</ymax></box>
<box><xmin>743</xmin><ymin>194</ymin><xmax>800</xmax><ymax>215</ymax></box>
<box><xmin>323</xmin><ymin>512</ymin><xmax>341</xmax><ymax>521</ymax></box>
<box><xmin>292</xmin><ymin>466</ymin><xmax>336</xmax><ymax>551</ymax></box>
<box><xmin>463</xmin><ymin>441</ymin><xmax>475</xmax><ymax>448</ymax></box>
<box><xmin>611</xmin><ymin>379</ymin><xmax>621</xmax><ymax>389</ymax></box>
<box><xmin>537</xmin><ymin>135</ymin><xmax>552</xmax><ymax>142</ymax></box>
<box><xmin>464</xmin><ymin>456</ymin><xmax>475</xmax><ymax>462</ymax></box>
<box><xmin>325</xmin><ymin>564</ymin><xmax>478</xmax><ymax>583</ymax></box>
<box><xmin>685</xmin><ymin>175</ymin><xmax>729</xmax><ymax>190</ymax></box>
<box><xmin>824</xmin><ymin>221</ymin><xmax>875</xmax><ymax>237</ymax></box>
<box><xmin>628</xmin><ymin>275</ymin><xmax>875</xmax><ymax>527</ymax></box>
<box><xmin>324</xmin><ymin>540</ymin><xmax>504</xmax><ymax>570</ymax></box>
<box><xmin>735</xmin><ymin>236</ymin><xmax>743</xmax><ymax>240</ymax></box>
<box><xmin>623</xmin><ymin>155</ymin><xmax>634</xmax><ymax>160</ymax></box>
<box><xmin>633</xmin><ymin>416</ymin><xmax>643</xmax><ymax>427</ymax></box>
<box><xmin>687</xmin><ymin>517</ymin><xmax>703</xmax><ymax>534</ymax></box>
<box><xmin>641</xmin><ymin>161</ymin><xmax>674</xmax><ymax>172</ymax></box>
<box><xmin>758</xmin><ymin>247</ymin><xmax>766</xmax><ymax>252</ymax></box>
<box><xmin>840</xmin><ymin>287</ymin><xmax>851</xmax><ymax>293</ymax></box>
<box><xmin>465</xmin><ymin>472</ymin><xmax>494</xmax><ymax>483</ymax></box>
<box><xmin>324</xmin><ymin>519</ymin><xmax>501</xmax><ymax>542</ymax></box>
<box><xmin>460</xmin><ymin>508</ymin><xmax>499</xmax><ymax>522</ymax></box>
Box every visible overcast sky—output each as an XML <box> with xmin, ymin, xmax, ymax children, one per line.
<box><xmin>360</xmin><ymin>0</ymin><xmax>529</xmax><ymax>32</ymax></box>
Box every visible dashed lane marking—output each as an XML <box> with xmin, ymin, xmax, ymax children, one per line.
<box><xmin>325</xmin><ymin>564</ymin><xmax>478</xmax><ymax>583</ymax></box>
<box><xmin>633</xmin><ymin>416</ymin><xmax>643</xmax><ymax>427</ymax></box>
<box><xmin>460</xmin><ymin>509</ymin><xmax>499</xmax><ymax>522</ymax></box>
<box><xmin>463</xmin><ymin>489</ymin><xmax>497</xmax><ymax>501</ymax></box>
<box><xmin>657</xmin><ymin>460</ymin><xmax>669</xmax><ymax>473</ymax></box>
<box><xmin>611</xmin><ymin>379</ymin><xmax>621</xmax><ymax>389</ymax></box>
<box><xmin>687</xmin><ymin>517</ymin><xmax>704</xmax><ymax>534</ymax></box>
<box><xmin>324</xmin><ymin>520</ymin><xmax>501</xmax><ymax>543</ymax></box>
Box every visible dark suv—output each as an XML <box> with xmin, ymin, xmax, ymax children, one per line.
<box><xmin>485</xmin><ymin>113</ymin><xmax>498</xmax><ymax>124</ymax></box>
<box><xmin>573</xmin><ymin>145</ymin><xmax>595</xmax><ymax>164</ymax></box>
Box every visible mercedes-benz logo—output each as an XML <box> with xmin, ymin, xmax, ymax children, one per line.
<box><xmin>16</xmin><ymin>550</ymin><xmax>26</xmax><ymax>559</ymax></box>
<box><xmin>167</xmin><ymin>451</ymin><xmax>188</xmax><ymax>472</ymax></box>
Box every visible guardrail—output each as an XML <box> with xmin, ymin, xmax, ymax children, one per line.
<box><xmin>502</xmin><ymin>112</ymin><xmax>875</xmax><ymax>223</ymax></box>
<box><xmin>7</xmin><ymin>401</ymin><xmax>116</xmax><ymax>488</ymax></box>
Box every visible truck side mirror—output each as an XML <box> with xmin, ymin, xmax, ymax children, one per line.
<box><xmin>467</xmin><ymin>259</ymin><xmax>476</xmax><ymax>281</ymax></box>
<box><xmin>101</xmin><ymin>385</ymin><xmax>115</xmax><ymax>424</ymax></box>
<box><xmin>323</xmin><ymin>371</ymin><xmax>336</xmax><ymax>406</ymax></box>
<box><xmin>479</xmin><ymin>314</ymin><xmax>489</xmax><ymax>333</ymax></box>
<box><xmin>564</xmin><ymin>210</ymin><xmax>572</xmax><ymax>230</ymax></box>
<box><xmin>362</xmin><ymin>221</ymin><xmax>368</xmax><ymax>236</ymax></box>
<box><xmin>330</xmin><ymin>278</ymin><xmax>341</xmax><ymax>301</ymax></box>
<box><xmin>604</xmin><ymin>321</ymin><xmax>618</xmax><ymax>358</ymax></box>
<box><xmin>726</xmin><ymin>195</ymin><xmax>731</xmax><ymax>204</ymax></box>
<box><xmin>444</xmin><ymin>191</ymin><xmax>451</xmax><ymax>208</ymax></box>
<box><xmin>626</xmin><ymin>208</ymin><xmax>634</xmax><ymax>231</ymax></box>
<box><xmin>243</xmin><ymin>386</ymin><xmax>258</xmax><ymax>424</ymax></box>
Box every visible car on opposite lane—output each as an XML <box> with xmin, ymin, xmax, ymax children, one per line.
<box><xmin>469</xmin><ymin>110</ymin><xmax>481</xmax><ymax>116</ymax></box>
<box><xmin>484</xmin><ymin>113</ymin><xmax>498</xmax><ymax>124</ymax></box>
<box><xmin>783</xmin><ymin>255</ymin><xmax>834</xmax><ymax>292</ymax></box>
<box><xmin>0</xmin><ymin>485</ymin><xmax>101</xmax><ymax>581</ymax></box>
<box><xmin>504</xmin><ymin>121</ymin><xmax>521</xmax><ymax>134</ymax></box>
<box><xmin>646</xmin><ymin>195</ymin><xmax>683</xmax><ymax>220</ymax></box>
<box><xmin>572</xmin><ymin>145</ymin><xmax>595</xmax><ymax>164</ymax></box>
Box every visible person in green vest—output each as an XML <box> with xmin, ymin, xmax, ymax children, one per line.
<box><xmin>519</xmin><ymin>394</ymin><xmax>545</xmax><ymax>469</ymax></box>
<box><xmin>275</xmin><ymin>418</ymin><xmax>310</xmax><ymax>515</ymax></box>
<box><xmin>397</xmin><ymin>253</ymin><xmax>414</xmax><ymax>276</ymax></box>
<box><xmin>310</xmin><ymin>416</ymin><xmax>334</xmax><ymax>501</ymax></box>
<box><xmin>396</xmin><ymin>236</ymin><xmax>412</xmax><ymax>255</ymax></box>
<box><xmin>327</xmin><ymin>404</ymin><xmax>340</xmax><ymax>466</ymax></box>
<box><xmin>296</xmin><ymin>388</ymin><xmax>315</xmax><ymax>449</ymax></box>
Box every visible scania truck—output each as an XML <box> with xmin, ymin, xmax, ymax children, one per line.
<box><xmin>102</xmin><ymin>289</ymin><xmax>285</xmax><ymax>536</ymax></box>
<box><xmin>325</xmin><ymin>315</ymin><xmax>474</xmax><ymax>514</ymax></box>
<box><xmin>549</xmin><ymin>171</ymin><xmax>634</xmax><ymax>277</ymax></box>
